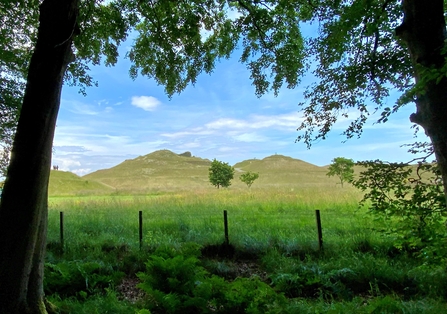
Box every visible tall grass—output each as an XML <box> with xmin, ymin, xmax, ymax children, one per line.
<box><xmin>47</xmin><ymin>187</ymin><xmax>367</xmax><ymax>256</ymax></box>
<box><xmin>46</xmin><ymin>188</ymin><xmax>447</xmax><ymax>313</ymax></box>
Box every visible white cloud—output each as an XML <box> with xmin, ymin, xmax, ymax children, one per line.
<box><xmin>54</xmin><ymin>146</ymin><xmax>89</xmax><ymax>154</ymax></box>
<box><xmin>178</xmin><ymin>142</ymin><xmax>202</xmax><ymax>149</ymax></box>
<box><xmin>161</xmin><ymin>129</ymin><xmax>214</xmax><ymax>138</ymax></box>
<box><xmin>131</xmin><ymin>96</ymin><xmax>161</xmax><ymax>111</ymax></box>
<box><xmin>219</xmin><ymin>146</ymin><xmax>238</xmax><ymax>152</ymax></box>
<box><xmin>72</xmin><ymin>168</ymin><xmax>92</xmax><ymax>176</ymax></box>
<box><xmin>233</xmin><ymin>132</ymin><xmax>268</xmax><ymax>142</ymax></box>
<box><xmin>64</xmin><ymin>100</ymin><xmax>100</xmax><ymax>115</ymax></box>
<box><xmin>56</xmin><ymin>159</ymin><xmax>81</xmax><ymax>171</ymax></box>
<box><xmin>205</xmin><ymin>112</ymin><xmax>303</xmax><ymax>131</ymax></box>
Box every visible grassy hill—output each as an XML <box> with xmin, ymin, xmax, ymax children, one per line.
<box><xmin>82</xmin><ymin>150</ymin><xmax>213</xmax><ymax>193</ymax></box>
<box><xmin>75</xmin><ymin>150</ymin><xmax>341</xmax><ymax>193</ymax></box>
<box><xmin>48</xmin><ymin>170</ymin><xmax>114</xmax><ymax>196</ymax></box>
<box><xmin>233</xmin><ymin>154</ymin><xmax>334</xmax><ymax>188</ymax></box>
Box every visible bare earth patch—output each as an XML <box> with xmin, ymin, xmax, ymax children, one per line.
<box><xmin>116</xmin><ymin>277</ymin><xmax>144</xmax><ymax>303</ymax></box>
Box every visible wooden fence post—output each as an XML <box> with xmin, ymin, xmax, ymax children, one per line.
<box><xmin>315</xmin><ymin>209</ymin><xmax>323</xmax><ymax>251</ymax></box>
<box><xmin>223</xmin><ymin>210</ymin><xmax>229</xmax><ymax>245</ymax></box>
<box><xmin>60</xmin><ymin>211</ymin><xmax>64</xmax><ymax>253</ymax></box>
<box><xmin>139</xmin><ymin>210</ymin><xmax>143</xmax><ymax>250</ymax></box>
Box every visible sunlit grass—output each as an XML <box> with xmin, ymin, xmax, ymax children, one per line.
<box><xmin>45</xmin><ymin>187</ymin><xmax>447</xmax><ymax>313</ymax></box>
<box><xmin>47</xmin><ymin>187</ymin><xmax>369</xmax><ymax>258</ymax></box>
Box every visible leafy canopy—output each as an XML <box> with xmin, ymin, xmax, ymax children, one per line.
<box><xmin>296</xmin><ymin>0</ymin><xmax>412</xmax><ymax>146</ymax></box>
<box><xmin>326</xmin><ymin>157</ymin><xmax>354</xmax><ymax>187</ymax></box>
<box><xmin>209</xmin><ymin>159</ymin><xmax>235</xmax><ymax>189</ymax></box>
<box><xmin>1</xmin><ymin>0</ymin><xmax>420</xmax><ymax>152</ymax></box>
<box><xmin>352</xmin><ymin>161</ymin><xmax>447</xmax><ymax>265</ymax></box>
<box><xmin>0</xmin><ymin>1</ymin><xmax>36</xmax><ymax>176</ymax></box>
<box><xmin>240</xmin><ymin>171</ymin><xmax>259</xmax><ymax>188</ymax></box>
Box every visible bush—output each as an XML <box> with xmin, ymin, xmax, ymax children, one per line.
<box><xmin>137</xmin><ymin>243</ymin><xmax>287</xmax><ymax>313</ymax></box>
<box><xmin>353</xmin><ymin>161</ymin><xmax>447</xmax><ymax>265</ymax></box>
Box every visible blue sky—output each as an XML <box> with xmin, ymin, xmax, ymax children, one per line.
<box><xmin>54</xmin><ymin>37</ymin><xmax>427</xmax><ymax>176</ymax></box>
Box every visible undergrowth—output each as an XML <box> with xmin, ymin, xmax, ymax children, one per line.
<box><xmin>45</xmin><ymin>192</ymin><xmax>447</xmax><ymax>313</ymax></box>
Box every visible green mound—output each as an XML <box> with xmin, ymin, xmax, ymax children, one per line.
<box><xmin>49</xmin><ymin>170</ymin><xmax>114</xmax><ymax>196</ymax></box>
<box><xmin>83</xmin><ymin>149</ymin><xmax>212</xmax><ymax>193</ymax></box>
<box><xmin>234</xmin><ymin>154</ymin><xmax>333</xmax><ymax>187</ymax></box>
<box><xmin>81</xmin><ymin>150</ymin><xmax>339</xmax><ymax>193</ymax></box>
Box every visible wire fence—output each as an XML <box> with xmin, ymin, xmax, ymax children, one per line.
<box><xmin>47</xmin><ymin>208</ymin><xmax>375</xmax><ymax>254</ymax></box>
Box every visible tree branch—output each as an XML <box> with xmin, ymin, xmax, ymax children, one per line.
<box><xmin>236</xmin><ymin>0</ymin><xmax>274</xmax><ymax>51</ymax></box>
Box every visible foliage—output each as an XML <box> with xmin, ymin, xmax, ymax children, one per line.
<box><xmin>208</xmin><ymin>159</ymin><xmax>235</xmax><ymax>189</ymax></box>
<box><xmin>48</xmin><ymin>288</ymin><xmax>139</xmax><ymax>314</ymax></box>
<box><xmin>0</xmin><ymin>78</ymin><xmax>22</xmax><ymax>177</ymax></box>
<box><xmin>44</xmin><ymin>261</ymin><xmax>125</xmax><ymax>298</ymax></box>
<box><xmin>327</xmin><ymin>157</ymin><xmax>355</xmax><ymax>187</ymax></box>
<box><xmin>0</xmin><ymin>0</ymin><xmax>32</xmax><ymax>177</ymax></box>
<box><xmin>240</xmin><ymin>171</ymin><xmax>260</xmax><ymax>188</ymax></box>
<box><xmin>352</xmin><ymin>160</ymin><xmax>447</xmax><ymax>264</ymax></box>
<box><xmin>137</xmin><ymin>244</ymin><xmax>287</xmax><ymax>313</ymax></box>
<box><xmin>127</xmin><ymin>0</ymin><xmax>306</xmax><ymax>97</ymax></box>
<box><xmin>44</xmin><ymin>194</ymin><xmax>447</xmax><ymax>312</ymax></box>
<box><xmin>295</xmin><ymin>1</ymin><xmax>412</xmax><ymax>146</ymax></box>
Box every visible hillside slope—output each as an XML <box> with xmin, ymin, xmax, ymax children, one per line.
<box><xmin>83</xmin><ymin>150</ymin><xmax>212</xmax><ymax>192</ymax></box>
<box><xmin>81</xmin><ymin>150</ymin><xmax>339</xmax><ymax>192</ymax></box>
<box><xmin>234</xmin><ymin>154</ymin><xmax>333</xmax><ymax>188</ymax></box>
<box><xmin>49</xmin><ymin>170</ymin><xmax>113</xmax><ymax>196</ymax></box>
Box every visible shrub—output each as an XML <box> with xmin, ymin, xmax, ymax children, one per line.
<box><xmin>353</xmin><ymin>161</ymin><xmax>447</xmax><ymax>265</ymax></box>
<box><xmin>137</xmin><ymin>243</ymin><xmax>288</xmax><ymax>313</ymax></box>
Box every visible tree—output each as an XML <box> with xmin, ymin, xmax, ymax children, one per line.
<box><xmin>0</xmin><ymin>0</ymin><xmax>32</xmax><ymax>177</ymax></box>
<box><xmin>352</xmin><ymin>161</ymin><xmax>446</xmax><ymax>264</ymax></box>
<box><xmin>240</xmin><ymin>171</ymin><xmax>259</xmax><ymax>188</ymax></box>
<box><xmin>0</xmin><ymin>1</ymin><xmax>324</xmax><ymax>312</ymax></box>
<box><xmin>326</xmin><ymin>157</ymin><xmax>355</xmax><ymax>188</ymax></box>
<box><xmin>293</xmin><ymin>1</ymin><xmax>447</xmax><ymax>202</ymax></box>
<box><xmin>209</xmin><ymin>159</ymin><xmax>235</xmax><ymax>189</ymax></box>
<box><xmin>0</xmin><ymin>100</ymin><xmax>19</xmax><ymax>177</ymax></box>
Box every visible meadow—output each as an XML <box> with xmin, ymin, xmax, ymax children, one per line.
<box><xmin>45</xmin><ymin>186</ymin><xmax>447</xmax><ymax>313</ymax></box>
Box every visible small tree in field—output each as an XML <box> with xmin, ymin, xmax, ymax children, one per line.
<box><xmin>327</xmin><ymin>157</ymin><xmax>354</xmax><ymax>187</ymax></box>
<box><xmin>240</xmin><ymin>171</ymin><xmax>259</xmax><ymax>188</ymax></box>
<box><xmin>209</xmin><ymin>159</ymin><xmax>234</xmax><ymax>189</ymax></box>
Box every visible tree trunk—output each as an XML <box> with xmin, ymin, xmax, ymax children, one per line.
<box><xmin>396</xmin><ymin>0</ymin><xmax>447</xmax><ymax>200</ymax></box>
<box><xmin>0</xmin><ymin>0</ymin><xmax>79</xmax><ymax>313</ymax></box>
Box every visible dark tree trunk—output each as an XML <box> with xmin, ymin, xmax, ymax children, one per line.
<box><xmin>396</xmin><ymin>0</ymin><xmax>447</xmax><ymax>200</ymax></box>
<box><xmin>0</xmin><ymin>0</ymin><xmax>79</xmax><ymax>313</ymax></box>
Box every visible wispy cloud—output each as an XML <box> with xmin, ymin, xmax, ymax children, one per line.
<box><xmin>131</xmin><ymin>96</ymin><xmax>161</xmax><ymax>111</ymax></box>
<box><xmin>232</xmin><ymin>132</ymin><xmax>268</xmax><ymax>142</ymax></box>
<box><xmin>64</xmin><ymin>100</ymin><xmax>100</xmax><ymax>115</ymax></box>
<box><xmin>205</xmin><ymin>112</ymin><xmax>302</xmax><ymax>131</ymax></box>
<box><xmin>54</xmin><ymin>146</ymin><xmax>89</xmax><ymax>153</ymax></box>
<box><xmin>160</xmin><ymin>128</ymin><xmax>214</xmax><ymax>139</ymax></box>
<box><xmin>178</xmin><ymin>141</ymin><xmax>202</xmax><ymax>150</ymax></box>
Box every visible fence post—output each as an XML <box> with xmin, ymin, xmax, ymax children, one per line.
<box><xmin>60</xmin><ymin>211</ymin><xmax>64</xmax><ymax>253</ymax></box>
<box><xmin>315</xmin><ymin>209</ymin><xmax>323</xmax><ymax>251</ymax></box>
<box><xmin>223</xmin><ymin>210</ymin><xmax>229</xmax><ymax>245</ymax></box>
<box><xmin>139</xmin><ymin>210</ymin><xmax>143</xmax><ymax>250</ymax></box>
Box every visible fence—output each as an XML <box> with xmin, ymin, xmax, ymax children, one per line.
<box><xmin>55</xmin><ymin>209</ymin><xmax>326</xmax><ymax>254</ymax></box>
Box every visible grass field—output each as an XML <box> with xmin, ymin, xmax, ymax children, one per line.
<box><xmin>41</xmin><ymin>151</ymin><xmax>447</xmax><ymax>313</ymax></box>
<box><xmin>45</xmin><ymin>185</ymin><xmax>447</xmax><ymax>313</ymax></box>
